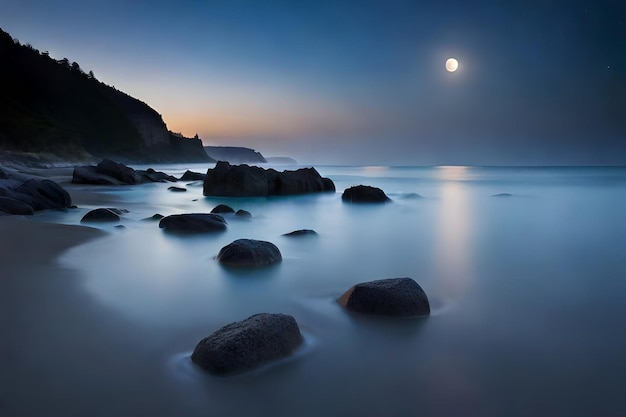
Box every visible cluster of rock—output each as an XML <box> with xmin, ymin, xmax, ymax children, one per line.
<box><xmin>72</xmin><ymin>159</ymin><xmax>177</xmax><ymax>185</ymax></box>
<box><xmin>1</xmin><ymin>158</ymin><xmax>432</xmax><ymax>378</ymax></box>
<box><xmin>0</xmin><ymin>167</ymin><xmax>72</xmax><ymax>215</ymax></box>
<box><xmin>203</xmin><ymin>161</ymin><xmax>335</xmax><ymax>197</ymax></box>
<box><xmin>191</xmin><ymin>277</ymin><xmax>430</xmax><ymax>376</ymax></box>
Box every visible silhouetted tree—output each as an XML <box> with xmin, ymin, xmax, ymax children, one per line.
<box><xmin>59</xmin><ymin>58</ymin><xmax>70</xmax><ymax>69</ymax></box>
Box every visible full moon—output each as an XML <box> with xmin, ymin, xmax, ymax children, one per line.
<box><xmin>445</xmin><ymin>58</ymin><xmax>459</xmax><ymax>72</ymax></box>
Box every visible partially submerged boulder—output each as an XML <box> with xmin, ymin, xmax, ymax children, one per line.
<box><xmin>282</xmin><ymin>229</ymin><xmax>317</xmax><ymax>237</ymax></box>
<box><xmin>159</xmin><ymin>213</ymin><xmax>227</xmax><ymax>233</ymax></box>
<box><xmin>235</xmin><ymin>209</ymin><xmax>252</xmax><ymax>218</ymax></box>
<box><xmin>168</xmin><ymin>186</ymin><xmax>187</xmax><ymax>192</ymax></box>
<box><xmin>211</xmin><ymin>204</ymin><xmax>234</xmax><ymax>214</ymax></box>
<box><xmin>72</xmin><ymin>159</ymin><xmax>177</xmax><ymax>185</ymax></box>
<box><xmin>191</xmin><ymin>313</ymin><xmax>304</xmax><ymax>376</ymax></box>
<box><xmin>217</xmin><ymin>239</ymin><xmax>282</xmax><ymax>267</ymax></box>
<box><xmin>203</xmin><ymin>161</ymin><xmax>335</xmax><ymax>197</ymax></box>
<box><xmin>338</xmin><ymin>278</ymin><xmax>430</xmax><ymax>317</ymax></box>
<box><xmin>342</xmin><ymin>185</ymin><xmax>390</xmax><ymax>203</ymax></box>
<box><xmin>80</xmin><ymin>208</ymin><xmax>122</xmax><ymax>223</ymax></box>
<box><xmin>142</xmin><ymin>213</ymin><xmax>164</xmax><ymax>221</ymax></box>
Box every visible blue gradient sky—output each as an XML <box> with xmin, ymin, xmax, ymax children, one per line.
<box><xmin>1</xmin><ymin>0</ymin><xmax>625</xmax><ymax>164</ymax></box>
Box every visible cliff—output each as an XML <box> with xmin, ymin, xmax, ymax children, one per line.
<box><xmin>0</xmin><ymin>27</ymin><xmax>210</xmax><ymax>163</ymax></box>
<box><xmin>204</xmin><ymin>146</ymin><xmax>267</xmax><ymax>163</ymax></box>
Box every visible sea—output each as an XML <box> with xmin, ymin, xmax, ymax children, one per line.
<box><xmin>14</xmin><ymin>164</ymin><xmax>626</xmax><ymax>416</ymax></box>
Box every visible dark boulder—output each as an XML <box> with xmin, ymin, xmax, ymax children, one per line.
<box><xmin>141</xmin><ymin>168</ymin><xmax>177</xmax><ymax>183</ymax></box>
<box><xmin>168</xmin><ymin>186</ymin><xmax>187</xmax><ymax>192</ymax></box>
<box><xmin>211</xmin><ymin>204</ymin><xmax>234</xmax><ymax>214</ymax></box>
<box><xmin>217</xmin><ymin>239</ymin><xmax>282</xmax><ymax>267</ymax></box>
<box><xmin>72</xmin><ymin>159</ymin><xmax>176</xmax><ymax>185</ymax></box>
<box><xmin>7</xmin><ymin>178</ymin><xmax>72</xmax><ymax>210</ymax></box>
<box><xmin>159</xmin><ymin>213</ymin><xmax>227</xmax><ymax>233</ymax></box>
<box><xmin>191</xmin><ymin>313</ymin><xmax>304</xmax><ymax>376</ymax></box>
<box><xmin>81</xmin><ymin>208</ymin><xmax>121</xmax><ymax>223</ymax></box>
<box><xmin>95</xmin><ymin>159</ymin><xmax>140</xmax><ymax>184</ymax></box>
<box><xmin>235</xmin><ymin>209</ymin><xmax>252</xmax><ymax>218</ymax></box>
<box><xmin>203</xmin><ymin>161</ymin><xmax>335</xmax><ymax>197</ymax></box>
<box><xmin>179</xmin><ymin>170</ymin><xmax>206</xmax><ymax>181</ymax></box>
<box><xmin>282</xmin><ymin>229</ymin><xmax>317</xmax><ymax>237</ymax></box>
<box><xmin>342</xmin><ymin>185</ymin><xmax>390</xmax><ymax>203</ymax></box>
<box><xmin>0</xmin><ymin>197</ymin><xmax>34</xmax><ymax>215</ymax></box>
<box><xmin>337</xmin><ymin>277</ymin><xmax>430</xmax><ymax>317</ymax></box>
<box><xmin>72</xmin><ymin>165</ymin><xmax>120</xmax><ymax>185</ymax></box>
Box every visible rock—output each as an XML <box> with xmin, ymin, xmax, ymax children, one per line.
<box><xmin>342</xmin><ymin>185</ymin><xmax>390</xmax><ymax>203</ymax></box>
<box><xmin>142</xmin><ymin>213</ymin><xmax>164</xmax><ymax>221</ymax></box>
<box><xmin>0</xmin><ymin>197</ymin><xmax>34</xmax><ymax>215</ymax></box>
<box><xmin>141</xmin><ymin>168</ymin><xmax>177</xmax><ymax>183</ymax></box>
<box><xmin>158</xmin><ymin>213</ymin><xmax>227</xmax><ymax>233</ymax></box>
<box><xmin>179</xmin><ymin>170</ymin><xmax>206</xmax><ymax>181</ymax></box>
<box><xmin>72</xmin><ymin>159</ymin><xmax>177</xmax><ymax>185</ymax></box>
<box><xmin>95</xmin><ymin>159</ymin><xmax>140</xmax><ymax>184</ymax></box>
<box><xmin>217</xmin><ymin>239</ymin><xmax>282</xmax><ymax>267</ymax></box>
<box><xmin>191</xmin><ymin>313</ymin><xmax>304</xmax><ymax>376</ymax></box>
<box><xmin>80</xmin><ymin>208</ymin><xmax>121</xmax><ymax>223</ymax></box>
<box><xmin>337</xmin><ymin>277</ymin><xmax>430</xmax><ymax>317</ymax></box>
<box><xmin>211</xmin><ymin>204</ymin><xmax>234</xmax><ymax>214</ymax></box>
<box><xmin>235</xmin><ymin>209</ymin><xmax>252</xmax><ymax>218</ymax></box>
<box><xmin>401</xmin><ymin>193</ymin><xmax>423</xmax><ymax>199</ymax></box>
<box><xmin>282</xmin><ymin>229</ymin><xmax>317</xmax><ymax>237</ymax></box>
<box><xmin>492</xmin><ymin>193</ymin><xmax>513</xmax><ymax>197</ymax></box>
<box><xmin>203</xmin><ymin>161</ymin><xmax>335</xmax><ymax>197</ymax></box>
<box><xmin>1</xmin><ymin>177</ymin><xmax>72</xmax><ymax>211</ymax></box>
<box><xmin>168</xmin><ymin>186</ymin><xmax>187</xmax><ymax>192</ymax></box>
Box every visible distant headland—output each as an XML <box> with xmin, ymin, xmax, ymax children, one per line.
<box><xmin>0</xmin><ymin>27</ymin><xmax>294</xmax><ymax>167</ymax></box>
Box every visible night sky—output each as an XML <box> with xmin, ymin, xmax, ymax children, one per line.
<box><xmin>1</xmin><ymin>0</ymin><xmax>625</xmax><ymax>165</ymax></box>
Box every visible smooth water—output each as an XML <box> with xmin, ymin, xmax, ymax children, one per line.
<box><xmin>22</xmin><ymin>166</ymin><xmax>626</xmax><ymax>415</ymax></box>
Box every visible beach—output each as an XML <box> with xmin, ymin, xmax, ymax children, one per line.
<box><xmin>2</xmin><ymin>164</ymin><xmax>626</xmax><ymax>416</ymax></box>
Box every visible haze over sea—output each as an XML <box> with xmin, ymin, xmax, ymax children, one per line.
<box><xmin>5</xmin><ymin>163</ymin><xmax>626</xmax><ymax>416</ymax></box>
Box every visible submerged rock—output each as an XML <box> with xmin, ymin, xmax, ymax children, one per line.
<box><xmin>217</xmin><ymin>239</ymin><xmax>282</xmax><ymax>267</ymax></box>
<box><xmin>203</xmin><ymin>161</ymin><xmax>335</xmax><ymax>197</ymax></box>
<box><xmin>282</xmin><ymin>229</ymin><xmax>317</xmax><ymax>237</ymax></box>
<box><xmin>80</xmin><ymin>208</ymin><xmax>122</xmax><ymax>223</ymax></box>
<box><xmin>168</xmin><ymin>186</ymin><xmax>187</xmax><ymax>192</ymax></box>
<box><xmin>492</xmin><ymin>193</ymin><xmax>513</xmax><ymax>197</ymax></box>
<box><xmin>211</xmin><ymin>204</ymin><xmax>235</xmax><ymax>214</ymax></box>
<box><xmin>191</xmin><ymin>313</ymin><xmax>304</xmax><ymax>376</ymax></box>
<box><xmin>235</xmin><ymin>209</ymin><xmax>252</xmax><ymax>218</ymax></box>
<box><xmin>342</xmin><ymin>185</ymin><xmax>390</xmax><ymax>203</ymax></box>
<box><xmin>159</xmin><ymin>213</ymin><xmax>227</xmax><ymax>233</ymax></box>
<box><xmin>338</xmin><ymin>277</ymin><xmax>430</xmax><ymax>317</ymax></box>
<box><xmin>142</xmin><ymin>213</ymin><xmax>164</xmax><ymax>221</ymax></box>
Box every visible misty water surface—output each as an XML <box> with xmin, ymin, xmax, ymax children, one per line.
<box><xmin>15</xmin><ymin>165</ymin><xmax>626</xmax><ymax>416</ymax></box>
